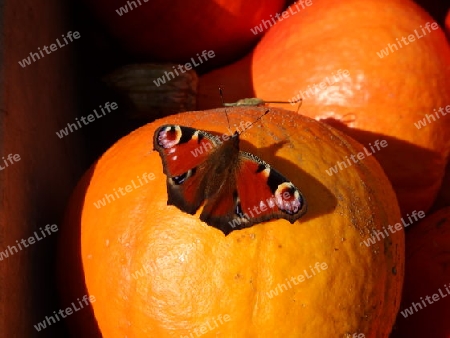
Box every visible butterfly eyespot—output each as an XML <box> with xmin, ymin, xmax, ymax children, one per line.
<box><xmin>153</xmin><ymin>124</ymin><xmax>307</xmax><ymax>235</ymax></box>
<box><xmin>170</xmin><ymin>168</ymin><xmax>196</xmax><ymax>185</ymax></box>
<box><xmin>157</xmin><ymin>126</ymin><xmax>182</xmax><ymax>149</ymax></box>
<box><xmin>233</xmin><ymin>192</ymin><xmax>242</xmax><ymax>215</ymax></box>
<box><xmin>255</xmin><ymin>164</ymin><xmax>265</xmax><ymax>173</ymax></box>
<box><xmin>170</xmin><ymin>173</ymin><xmax>187</xmax><ymax>185</ymax></box>
<box><xmin>275</xmin><ymin>183</ymin><xmax>303</xmax><ymax>215</ymax></box>
<box><xmin>235</xmin><ymin>202</ymin><xmax>243</xmax><ymax>216</ymax></box>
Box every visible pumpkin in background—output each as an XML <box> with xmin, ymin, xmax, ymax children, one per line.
<box><xmin>82</xmin><ymin>0</ymin><xmax>285</xmax><ymax>68</ymax></box>
<box><xmin>391</xmin><ymin>207</ymin><xmax>450</xmax><ymax>337</ymax></box>
<box><xmin>198</xmin><ymin>0</ymin><xmax>450</xmax><ymax>219</ymax></box>
<box><xmin>58</xmin><ymin>107</ymin><xmax>404</xmax><ymax>337</ymax></box>
<box><xmin>446</xmin><ymin>9</ymin><xmax>450</xmax><ymax>38</ymax></box>
<box><xmin>430</xmin><ymin>161</ymin><xmax>450</xmax><ymax>212</ymax></box>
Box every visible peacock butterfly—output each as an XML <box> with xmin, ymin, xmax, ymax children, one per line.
<box><xmin>153</xmin><ymin>111</ymin><xmax>307</xmax><ymax>236</ymax></box>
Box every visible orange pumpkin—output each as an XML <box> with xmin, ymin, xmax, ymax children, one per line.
<box><xmin>58</xmin><ymin>107</ymin><xmax>404</xmax><ymax>337</ymax></box>
<box><xmin>391</xmin><ymin>207</ymin><xmax>450</xmax><ymax>337</ymax></box>
<box><xmin>446</xmin><ymin>9</ymin><xmax>450</xmax><ymax>39</ymax></box>
<box><xmin>83</xmin><ymin>0</ymin><xmax>285</xmax><ymax>67</ymax></box>
<box><xmin>430</xmin><ymin>161</ymin><xmax>450</xmax><ymax>212</ymax></box>
<box><xmin>198</xmin><ymin>0</ymin><xmax>450</xmax><ymax>219</ymax></box>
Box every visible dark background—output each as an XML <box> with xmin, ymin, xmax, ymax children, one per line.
<box><xmin>0</xmin><ymin>0</ymin><xmax>448</xmax><ymax>337</ymax></box>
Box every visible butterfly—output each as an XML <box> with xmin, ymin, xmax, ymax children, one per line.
<box><xmin>153</xmin><ymin>114</ymin><xmax>307</xmax><ymax>236</ymax></box>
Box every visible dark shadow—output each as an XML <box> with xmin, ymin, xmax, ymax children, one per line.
<box><xmin>201</xmin><ymin>126</ymin><xmax>338</xmax><ymax>226</ymax></box>
<box><xmin>197</xmin><ymin>53</ymin><xmax>255</xmax><ymax>110</ymax></box>
<box><xmin>200</xmin><ymin>106</ymin><xmax>442</xmax><ymax>229</ymax></box>
<box><xmin>56</xmin><ymin>166</ymin><xmax>102</xmax><ymax>338</ymax></box>
<box><xmin>69</xmin><ymin>0</ymin><xmax>144</xmax><ymax>167</ymax></box>
<box><xmin>241</xmin><ymin>139</ymin><xmax>337</xmax><ymax>223</ymax></box>
<box><xmin>45</xmin><ymin>0</ymin><xmax>447</xmax><ymax>335</ymax></box>
<box><xmin>317</xmin><ymin>115</ymin><xmax>443</xmax><ymax>221</ymax></box>
<box><xmin>41</xmin><ymin>1</ymin><xmax>265</xmax><ymax>336</ymax></box>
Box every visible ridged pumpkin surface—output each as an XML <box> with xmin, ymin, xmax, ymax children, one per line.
<box><xmin>60</xmin><ymin>107</ymin><xmax>404</xmax><ymax>337</ymax></box>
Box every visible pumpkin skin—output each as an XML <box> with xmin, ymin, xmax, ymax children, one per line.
<box><xmin>430</xmin><ymin>161</ymin><xmax>450</xmax><ymax>212</ymax></box>
<box><xmin>446</xmin><ymin>9</ymin><xmax>450</xmax><ymax>39</ymax></box>
<box><xmin>82</xmin><ymin>0</ymin><xmax>285</xmax><ymax>67</ymax></box>
<box><xmin>198</xmin><ymin>0</ymin><xmax>450</xmax><ymax>219</ymax></box>
<box><xmin>58</xmin><ymin>107</ymin><xmax>404</xmax><ymax>337</ymax></box>
<box><xmin>391</xmin><ymin>207</ymin><xmax>450</xmax><ymax>337</ymax></box>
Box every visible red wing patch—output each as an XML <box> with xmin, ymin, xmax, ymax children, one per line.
<box><xmin>199</xmin><ymin>153</ymin><xmax>306</xmax><ymax>235</ymax></box>
<box><xmin>153</xmin><ymin>124</ymin><xmax>307</xmax><ymax>235</ymax></box>
<box><xmin>153</xmin><ymin>125</ymin><xmax>220</xmax><ymax>213</ymax></box>
<box><xmin>154</xmin><ymin>125</ymin><xmax>218</xmax><ymax>177</ymax></box>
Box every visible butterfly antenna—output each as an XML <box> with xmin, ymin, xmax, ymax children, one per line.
<box><xmin>239</xmin><ymin>97</ymin><xmax>302</xmax><ymax>134</ymax></box>
<box><xmin>294</xmin><ymin>97</ymin><xmax>303</xmax><ymax>114</ymax></box>
<box><xmin>239</xmin><ymin>108</ymin><xmax>271</xmax><ymax>134</ymax></box>
<box><xmin>218</xmin><ymin>85</ymin><xmax>225</xmax><ymax>106</ymax></box>
<box><xmin>218</xmin><ymin>85</ymin><xmax>231</xmax><ymax>129</ymax></box>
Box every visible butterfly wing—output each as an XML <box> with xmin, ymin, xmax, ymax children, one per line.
<box><xmin>153</xmin><ymin>125</ymin><xmax>220</xmax><ymax>213</ymax></box>
<box><xmin>155</xmin><ymin>126</ymin><xmax>307</xmax><ymax>235</ymax></box>
<box><xmin>201</xmin><ymin>151</ymin><xmax>307</xmax><ymax>235</ymax></box>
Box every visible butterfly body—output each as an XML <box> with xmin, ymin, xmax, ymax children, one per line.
<box><xmin>153</xmin><ymin>124</ymin><xmax>307</xmax><ymax>235</ymax></box>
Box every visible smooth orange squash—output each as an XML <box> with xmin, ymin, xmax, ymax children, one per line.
<box><xmin>198</xmin><ymin>0</ymin><xmax>450</xmax><ymax>219</ymax></box>
<box><xmin>82</xmin><ymin>0</ymin><xmax>285</xmax><ymax>67</ymax></box>
<box><xmin>446</xmin><ymin>9</ymin><xmax>450</xmax><ymax>38</ymax></box>
<box><xmin>58</xmin><ymin>107</ymin><xmax>404</xmax><ymax>337</ymax></box>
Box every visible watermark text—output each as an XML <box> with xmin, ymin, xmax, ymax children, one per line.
<box><xmin>153</xmin><ymin>50</ymin><xmax>215</xmax><ymax>87</ymax></box>
<box><xmin>190</xmin><ymin>121</ymin><xmax>252</xmax><ymax>158</ymax></box>
<box><xmin>414</xmin><ymin>104</ymin><xmax>450</xmax><ymax>129</ymax></box>
<box><xmin>116</xmin><ymin>0</ymin><xmax>149</xmax><ymax>16</ymax></box>
<box><xmin>289</xmin><ymin>69</ymin><xmax>350</xmax><ymax>104</ymax></box>
<box><xmin>56</xmin><ymin>102</ymin><xmax>118</xmax><ymax>139</ymax></box>
<box><xmin>18</xmin><ymin>31</ymin><xmax>80</xmax><ymax>68</ymax></box>
<box><xmin>326</xmin><ymin>139</ymin><xmax>388</xmax><ymax>176</ymax></box>
<box><xmin>250</xmin><ymin>0</ymin><xmax>313</xmax><ymax>35</ymax></box>
<box><xmin>93</xmin><ymin>172</ymin><xmax>155</xmax><ymax>209</ymax></box>
<box><xmin>34</xmin><ymin>294</ymin><xmax>95</xmax><ymax>331</ymax></box>
<box><xmin>0</xmin><ymin>153</ymin><xmax>21</xmax><ymax>170</ymax></box>
<box><xmin>400</xmin><ymin>283</ymin><xmax>450</xmax><ymax>318</ymax></box>
<box><xmin>0</xmin><ymin>224</ymin><xmax>58</xmax><ymax>261</ymax></box>
<box><xmin>180</xmin><ymin>314</ymin><xmax>231</xmax><ymax>338</ymax></box>
<box><xmin>266</xmin><ymin>262</ymin><xmax>328</xmax><ymax>299</ymax></box>
<box><xmin>360</xmin><ymin>210</ymin><xmax>425</xmax><ymax>247</ymax></box>
<box><xmin>377</xmin><ymin>22</ymin><xmax>439</xmax><ymax>58</ymax></box>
